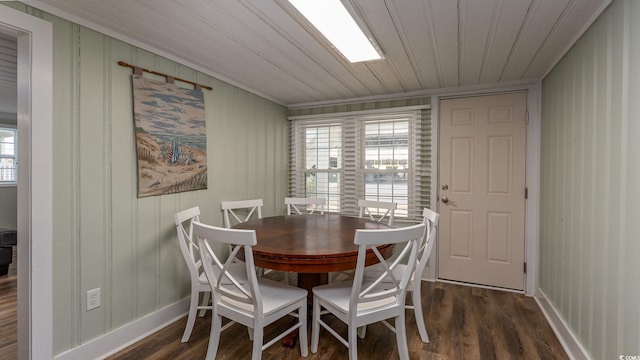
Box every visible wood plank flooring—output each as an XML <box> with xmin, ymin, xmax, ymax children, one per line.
<box><xmin>0</xmin><ymin>273</ymin><xmax>17</xmax><ymax>360</ymax></box>
<box><xmin>108</xmin><ymin>280</ymin><xmax>568</xmax><ymax>360</ymax></box>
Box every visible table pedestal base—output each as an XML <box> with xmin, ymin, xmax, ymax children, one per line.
<box><xmin>282</xmin><ymin>272</ymin><xmax>329</xmax><ymax>348</ymax></box>
<box><xmin>297</xmin><ymin>272</ymin><xmax>328</xmax><ymax>302</ymax></box>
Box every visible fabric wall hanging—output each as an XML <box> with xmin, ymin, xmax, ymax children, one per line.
<box><xmin>131</xmin><ymin>74</ymin><xmax>208</xmax><ymax>197</ymax></box>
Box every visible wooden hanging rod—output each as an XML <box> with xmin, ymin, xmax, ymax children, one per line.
<box><xmin>117</xmin><ymin>61</ymin><xmax>213</xmax><ymax>91</ymax></box>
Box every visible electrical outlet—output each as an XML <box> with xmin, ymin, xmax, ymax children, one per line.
<box><xmin>87</xmin><ymin>288</ymin><xmax>101</xmax><ymax>311</ymax></box>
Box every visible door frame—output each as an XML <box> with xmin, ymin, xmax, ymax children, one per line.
<box><xmin>0</xmin><ymin>6</ymin><xmax>53</xmax><ymax>359</ymax></box>
<box><xmin>429</xmin><ymin>84</ymin><xmax>540</xmax><ymax>296</ymax></box>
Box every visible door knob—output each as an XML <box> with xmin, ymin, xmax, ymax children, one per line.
<box><xmin>441</xmin><ymin>184</ymin><xmax>448</xmax><ymax>190</ymax></box>
<box><xmin>441</xmin><ymin>197</ymin><xmax>456</xmax><ymax>205</ymax></box>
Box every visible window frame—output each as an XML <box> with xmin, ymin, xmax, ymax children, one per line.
<box><xmin>0</xmin><ymin>126</ymin><xmax>17</xmax><ymax>186</ymax></box>
<box><xmin>289</xmin><ymin>108</ymin><xmax>429</xmax><ymax>221</ymax></box>
<box><xmin>358</xmin><ymin>116</ymin><xmax>412</xmax><ymax>217</ymax></box>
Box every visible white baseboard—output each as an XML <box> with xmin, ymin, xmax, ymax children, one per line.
<box><xmin>534</xmin><ymin>289</ymin><xmax>591</xmax><ymax>360</ymax></box>
<box><xmin>54</xmin><ymin>298</ymin><xmax>190</xmax><ymax>360</ymax></box>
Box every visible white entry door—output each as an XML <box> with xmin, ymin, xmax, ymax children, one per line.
<box><xmin>438</xmin><ymin>93</ymin><xmax>527</xmax><ymax>290</ymax></box>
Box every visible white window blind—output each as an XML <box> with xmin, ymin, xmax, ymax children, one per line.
<box><xmin>289</xmin><ymin>109</ymin><xmax>429</xmax><ymax>221</ymax></box>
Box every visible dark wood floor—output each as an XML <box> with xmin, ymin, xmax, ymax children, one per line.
<box><xmin>0</xmin><ymin>272</ymin><xmax>17</xmax><ymax>360</ymax></box>
<box><xmin>108</xmin><ymin>278</ymin><xmax>568</xmax><ymax>360</ymax></box>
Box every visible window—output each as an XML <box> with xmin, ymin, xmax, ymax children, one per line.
<box><xmin>290</xmin><ymin>110</ymin><xmax>429</xmax><ymax>220</ymax></box>
<box><xmin>292</xmin><ymin>123</ymin><xmax>342</xmax><ymax>212</ymax></box>
<box><xmin>362</xmin><ymin>119</ymin><xmax>409</xmax><ymax>216</ymax></box>
<box><xmin>0</xmin><ymin>127</ymin><xmax>17</xmax><ymax>184</ymax></box>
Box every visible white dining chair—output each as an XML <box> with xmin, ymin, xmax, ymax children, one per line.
<box><xmin>193</xmin><ymin>221</ymin><xmax>309</xmax><ymax>360</ymax></box>
<box><xmin>363</xmin><ymin>207</ymin><xmax>439</xmax><ymax>343</ymax></box>
<box><xmin>285</xmin><ymin>197</ymin><xmax>326</xmax><ymax>215</ymax></box>
<box><xmin>357</xmin><ymin>199</ymin><xmax>397</xmax><ymax>226</ymax></box>
<box><xmin>221</xmin><ymin>198</ymin><xmax>268</xmax><ymax>273</ymax></box>
<box><xmin>174</xmin><ymin>206</ymin><xmax>211</xmax><ymax>342</ymax></box>
<box><xmin>310</xmin><ymin>222</ymin><xmax>426</xmax><ymax>360</ymax></box>
<box><xmin>221</xmin><ymin>199</ymin><xmax>263</xmax><ymax>228</ymax></box>
<box><xmin>282</xmin><ymin>197</ymin><xmax>326</xmax><ymax>283</ymax></box>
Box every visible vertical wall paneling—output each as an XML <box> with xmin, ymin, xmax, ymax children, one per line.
<box><xmin>102</xmin><ymin>30</ymin><xmax>113</xmax><ymax>333</ymax></box>
<box><xmin>623</xmin><ymin>0</ymin><xmax>640</xmax><ymax>352</ymax></box>
<box><xmin>109</xmin><ymin>38</ymin><xmax>136</xmax><ymax>330</ymax></box>
<box><xmin>540</xmin><ymin>0</ymin><xmax>640</xmax><ymax>358</ymax></box>
<box><xmin>132</xmin><ymin>49</ymin><xmax>159</xmax><ymax>320</ymax></box>
<box><xmin>1</xmin><ymin>5</ymin><xmax>289</xmax><ymax>355</ymax></box>
<box><xmin>46</xmin><ymin>11</ymin><xmax>77</xmax><ymax>351</ymax></box>
<box><xmin>78</xmin><ymin>26</ymin><xmax>107</xmax><ymax>341</ymax></box>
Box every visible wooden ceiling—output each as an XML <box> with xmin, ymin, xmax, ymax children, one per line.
<box><xmin>4</xmin><ymin>0</ymin><xmax>611</xmax><ymax>110</ymax></box>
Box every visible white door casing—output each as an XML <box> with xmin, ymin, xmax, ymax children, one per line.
<box><xmin>0</xmin><ymin>6</ymin><xmax>53</xmax><ymax>359</ymax></box>
<box><xmin>438</xmin><ymin>93</ymin><xmax>526</xmax><ymax>290</ymax></box>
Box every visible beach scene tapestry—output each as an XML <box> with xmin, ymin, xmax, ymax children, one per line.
<box><xmin>132</xmin><ymin>74</ymin><xmax>207</xmax><ymax>197</ymax></box>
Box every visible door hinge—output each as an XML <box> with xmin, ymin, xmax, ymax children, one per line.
<box><xmin>525</xmin><ymin>111</ymin><xmax>529</xmax><ymax>124</ymax></box>
<box><xmin>524</xmin><ymin>262</ymin><xmax>527</xmax><ymax>274</ymax></box>
<box><xmin>525</xmin><ymin>187</ymin><xmax>528</xmax><ymax>199</ymax></box>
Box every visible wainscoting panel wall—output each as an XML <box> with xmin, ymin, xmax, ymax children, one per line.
<box><xmin>5</xmin><ymin>2</ymin><xmax>289</xmax><ymax>356</ymax></box>
<box><xmin>540</xmin><ymin>0</ymin><xmax>640</xmax><ymax>358</ymax></box>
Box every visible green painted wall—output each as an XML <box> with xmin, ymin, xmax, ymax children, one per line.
<box><xmin>0</xmin><ymin>187</ymin><xmax>16</xmax><ymax>229</ymax></box>
<box><xmin>3</xmin><ymin>2</ymin><xmax>288</xmax><ymax>355</ymax></box>
<box><xmin>540</xmin><ymin>0</ymin><xmax>640</xmax><ymax>358</ymax></box>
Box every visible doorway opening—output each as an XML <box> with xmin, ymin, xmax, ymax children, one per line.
<box><xmin>0</xmin><ymin>7</ymin><xmax>53</xmax><ymax>359</ymax></box>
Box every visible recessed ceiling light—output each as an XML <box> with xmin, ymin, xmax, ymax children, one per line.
<box><xmin>288</xmin><ymin>0</ymin><xmax>383</xmax><ymax>63</ymax></box>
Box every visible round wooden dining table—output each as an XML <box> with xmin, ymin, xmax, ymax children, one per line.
<box><xmin>233</xmin><ymin>214</ymin><xmax>392</xmax><ymax>348</ymax></box>
<box><xmin>232</xmin><ymin>214</ymin><xmax>392</xmax><ymax>294</ymax></box>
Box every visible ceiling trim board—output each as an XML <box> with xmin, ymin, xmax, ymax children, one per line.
<box><xmin>288</xmin><ymin>104</ymin><xmax>431</xmax><ymax>121</ymax></box>
<box><xmin>20</xmin><ymin>0</ymin><xmax>287</xmax><ymax>106</ymax></box>
<box><xmin>288</xmin><ymin>78</ymin><xmax>538</xmax><ymax>109</ymax></box>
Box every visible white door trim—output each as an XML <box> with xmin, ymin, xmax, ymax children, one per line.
<box><xmin>0</xmin><ymin>6</ymin><xmax>53</xmax><ymax>359</ymax></box>
<box><xmin>525</xmin><ymin>84</ymin><xmax>541</xmax><ymax>296</ymax></box>
<box><xmin>430</xmin><ymin>84</ymin><xmax>540</xmax><ymax>295</ymax></box>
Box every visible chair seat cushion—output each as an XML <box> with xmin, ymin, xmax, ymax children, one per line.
<box><xmin>313</xmin><ymin>280</ymin><xmax>397</xmax><ymax>314</ymax></box>
<box><xmin>219</xmin><ymin>277</ymin><xmax>307</xmax><ymax>315</ymax></box>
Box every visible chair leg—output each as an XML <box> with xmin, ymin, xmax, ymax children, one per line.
<box><xmin>347</xmin><ymin>323</ymin><xmax>358</xmax><ymax>360</ymax></box>
<box><xmin>395</xmin><ymin>315</ymin><xmax>410</xmax><ymax>360</ymax></box>
<box><xmin>251</xmin><ymin>326</ymin><xmax>264</xmax><ymax>360</ymax></box>
<box><xmin>205</xmin><ymin>313</ymin><xmax>222</xmax><ymax>360</ymax></box>
<box><xmin>199</xmin><ymin>291</ymin><xmax>210</xmax><ymax>317</ymax></box>
<box><xmin>181</xmin><ymin>289</ymin><xmax>200</xmax><ymax>342</ymax></box>
<box><xmin>412</xmin><ymin>285</ymin><xmax>429</xmax><ymax>343</ymax></box>
<box><xmin>311</xmin><ymin>297</ymin><xmax>320</xmax><ymax>353</ymax></box>
<box><xmin>298</xmin><ymin>303</ymin><xmax>309</xmax><ymax>357</ymax></box>
<box><xmin>357</xmin><ymin>326</ymin><xmax>367</xmax><ymax>338</ymax></box>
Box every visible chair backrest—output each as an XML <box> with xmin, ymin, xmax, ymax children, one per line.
<box><xmin>193</xmin><ymin>221</ymin><xmax>262</xmax><ymax>313</ymax></box>
<box><xmin>357</xmin><ymin>199</ymin><xmax>397</xmax><ymax>226</ymax></box>
<box><xmin>350</xmin><ymin>223</ymin><xmax>426</xmax><ymax>313</ymax></box>
<box><xmin>175</xmin><ymin>206</ymin><xmax>204</xmax><ymax>286</ymax></box>
<box><xmin>221</xmin><ymin>199</ymin><xmax>263</xmax><ymax>228</ymax></box>
<box><xmin>285</xmin><ymin>197</ymin><xmax>326</xmax><ymax>215</ymax></box>
<box><xmin>415</xmin><ymin>208</ymin><xmax>439</xmax><ymax>279</ymax></box>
